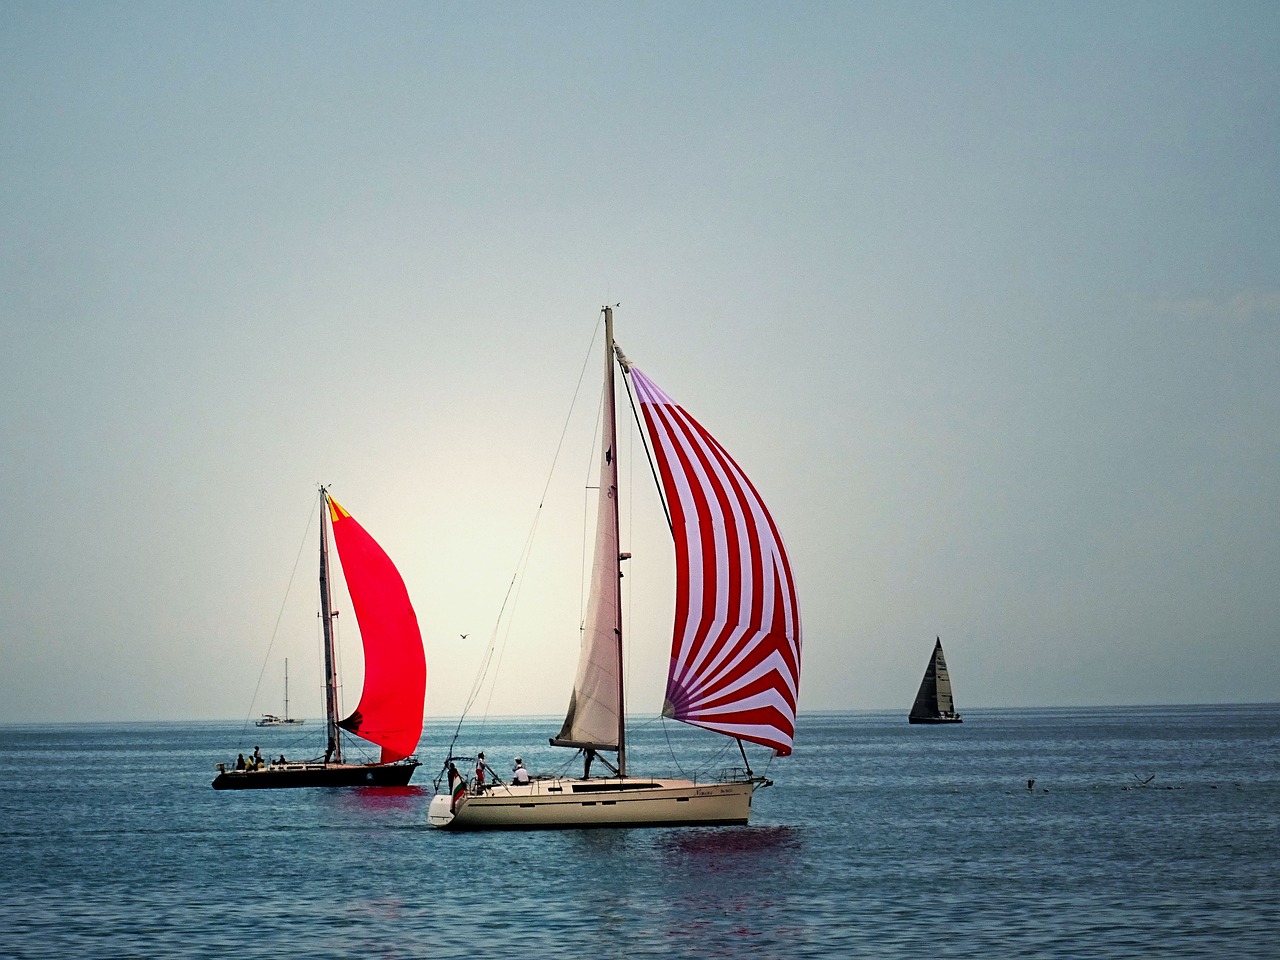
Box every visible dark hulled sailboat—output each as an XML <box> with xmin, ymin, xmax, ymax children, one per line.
<box><xmin>213</xmin><ymin>489</ymin><xmax>426</xmax><ymax>789</ymax></box>
<box><xmin>908</xmin><ymin>636</ymin><xmax>962</xmax><ymax>724</ymax></box>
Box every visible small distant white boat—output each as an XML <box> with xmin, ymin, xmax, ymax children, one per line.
<box><xmin>255</xmin><ymin>659</ymin><xmax>304</xmax><ymax>727</ymax></box>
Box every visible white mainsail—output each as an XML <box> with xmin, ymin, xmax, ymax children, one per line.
<box><xmin>551</xmin><ymin>319</ymin><xmax>624</xmax><ymax>756</ymax></box>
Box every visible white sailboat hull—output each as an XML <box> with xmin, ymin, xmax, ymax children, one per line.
<box><xmin>254</xmin><ymin>716</ymin><xmax>304</xmax><ymax>727</ymax></box>
<box><xmin>428</xmin><ymin>776</ymin><xmax>757</xmax><ymax>830</ymax></box>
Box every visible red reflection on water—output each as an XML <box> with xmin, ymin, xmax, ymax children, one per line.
<box><xmin>656</xmin><ymin>827</ymin><xmax>804</xmax><ymax>956</ymax></box>
<box><xmin>661</xmin><ymin>824</ymin><xmax>802</xmax><ymax>860</ymax></box>
<box><xmin>336</xmin><ymin>783</ymin><xmax>430</xmax><ymax>813</ymax></box>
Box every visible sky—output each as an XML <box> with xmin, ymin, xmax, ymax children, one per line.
<box><xmin>2</xmin><ymin>2</ymin><xmax>1277</xmax><ymax>725</ymax></box>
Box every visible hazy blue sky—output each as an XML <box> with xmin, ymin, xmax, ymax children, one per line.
<box><xmin>2</xmin><ymin>2</ymin><xmax>1277</xmax><ymax>725</ymax></box>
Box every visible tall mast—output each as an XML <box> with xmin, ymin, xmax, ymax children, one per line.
<box><xmin>319</xmin><ymin>489</ymin><xmax>342</xmax><ymax>764</ymax></box>
<box><xmin>283</xmin><ymin>658</ymin><xmax>290</xmax><ymax>721</ymax></box>
<box><xmin>604</xmin><ymin>306</ymin><xmax>627</xmax><ymax>776</ymax></box>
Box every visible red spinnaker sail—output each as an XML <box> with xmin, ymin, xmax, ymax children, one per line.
<box><xmin>629</xmin><ymin>366</ymin><xmax>802</xmax><ymax>756</ymax></box>
<box><xmin>328</xmin><ymin>496</ymin><xmax>426</xmax><ymax>763</ymax></box>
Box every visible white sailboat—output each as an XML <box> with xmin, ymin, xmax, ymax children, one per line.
<box><xmin>428</xmin><ymin>306</ymin><xmax>802</xmax><ymax>829</ymax></box>
<box><xmin>255</xmin><ymin>658</ymin><xmax>304</xmax><ymax>727</ymax></box>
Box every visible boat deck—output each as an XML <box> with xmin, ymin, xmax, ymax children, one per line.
<box><xmin>212</xmin><ymin>759</ymin><xmax>419</xmax><ymax>790</ymax></box>
<box><xmin>429</xmin><ymin>774</ymin><xmax>762</xmax><ymax>829</ymax></box>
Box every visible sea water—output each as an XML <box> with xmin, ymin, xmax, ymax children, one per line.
<box><xmin>1</xmin><ymin>705</ymin><xmax>1277</xmax><ymax>959</ymax></box>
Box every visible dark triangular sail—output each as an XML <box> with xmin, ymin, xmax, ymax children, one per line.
<box><xmin>909</xmin><ymin>637</ymin><xmax>959</xmax><ymax>723</ymax></box>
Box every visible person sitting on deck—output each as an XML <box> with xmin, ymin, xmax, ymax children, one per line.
<box><xmin>235</xmin><ymin>753</ymin><xmax>247</xmax><ymax>771</ymax></box>
<box><xmin>512</xmin><ymin>757</ymin><xmax>530</xmax><ymax>785</ymax></box>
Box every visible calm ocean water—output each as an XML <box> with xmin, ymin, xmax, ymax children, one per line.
<box><xmin>1</xmin><ymin>705</ymin><xmax>1277</xmax><ymax>959</ymax></box>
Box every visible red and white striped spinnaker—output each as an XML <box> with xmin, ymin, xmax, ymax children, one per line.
<box><xmin>627</xmin><ymin>364</ymin><xmax>802</xmax><ymax>756</ymax></box>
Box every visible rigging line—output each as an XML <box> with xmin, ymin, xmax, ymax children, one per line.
<box><xmin>659</xmin><ymin>716</ymin><xmax>689</xmax><ymax>780</ymax></box>
<box><xmin>624</xmin><ymin>399</ymin><xmax>633</xmax><ymax>714</ymax></box>
<box><xmin>445</xmin><ymin>314</ymin><xmax>604</xmax><ymax>750</ymax></box>
<box><xmin>658</xmin><ymin>713</ymin><xmax>738</xmax><ymax>783</ymax></box>
<box><xmin>240</xmin><ymin>490</ymin><xmax>321</xmax><ymax>749</ymax></box>
<box><xmin>619</xmin><ymin>360</ymin><xmax>672</xmax><ymax>533</ymax></box>
<box><xmin>472</xmin><ymin>487</ymin><xmax>558</xmax><ymax>736</ymax></box>
<box><xmin>479</xmin><ymin>539</ymin><xmax>533</xmax><ymax>723</ymax></box>
<box><xmin>706</xmin><ymin>737</ymin><xmax>738</xmax><ymax>780</ymax></box>
<box><xmin>459</xmin><ymin>632</ymin><xmax>497</xmax><ymax>717</ymax></box>
<box><xmin>460</xmin><ymin>502</ymin><xmax>547</xmax><ymax>742</ymax></box>
<box><xmin>536</xmin><ymin>314</ymin><xmax>603</xmax><ymax>517</ymax></box>
<box><xmin>443</xmin><ymin>536</ymin><xmax>531</xmax><ymax>759</ymax></box>
<box><xmin>624</xmin><ymin>394</ymin><xmax>634</xmax><ymax>711</ymax></box>
<box><xmin>580</xmin><ymin>483</ymin><xmax>590</xmax><ymax>635</ymax></box>
<box><xmin>331</xmin><ymin>612</ymin><xmax>344</xmax><ymax>724</ymax></box>
<box><xmin>444</xmin><ymin>622</ymin><xmax>499</xmax><ymax>759</ymax></box>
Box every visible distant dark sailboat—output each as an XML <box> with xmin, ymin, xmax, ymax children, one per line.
<box><xmin>213</xmin><ymin>489</ymin><xmax>426</xmax><ymax>789</ymax></box>
<box><xmin>908</xmin><ymin>637</ymin><xmax>962</xmax><ymax>724</ymax></box>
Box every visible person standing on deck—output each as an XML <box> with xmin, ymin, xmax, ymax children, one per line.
<box><xmin>475</xmin><ymin>751</ymin><xmax>495</xmax><ymax>790</ymax></box>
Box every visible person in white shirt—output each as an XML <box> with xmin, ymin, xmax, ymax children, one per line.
<box><xmin>512</xmin><ymin>756</ymin><xmax>530</xmax><ymax>785</ymax></box>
